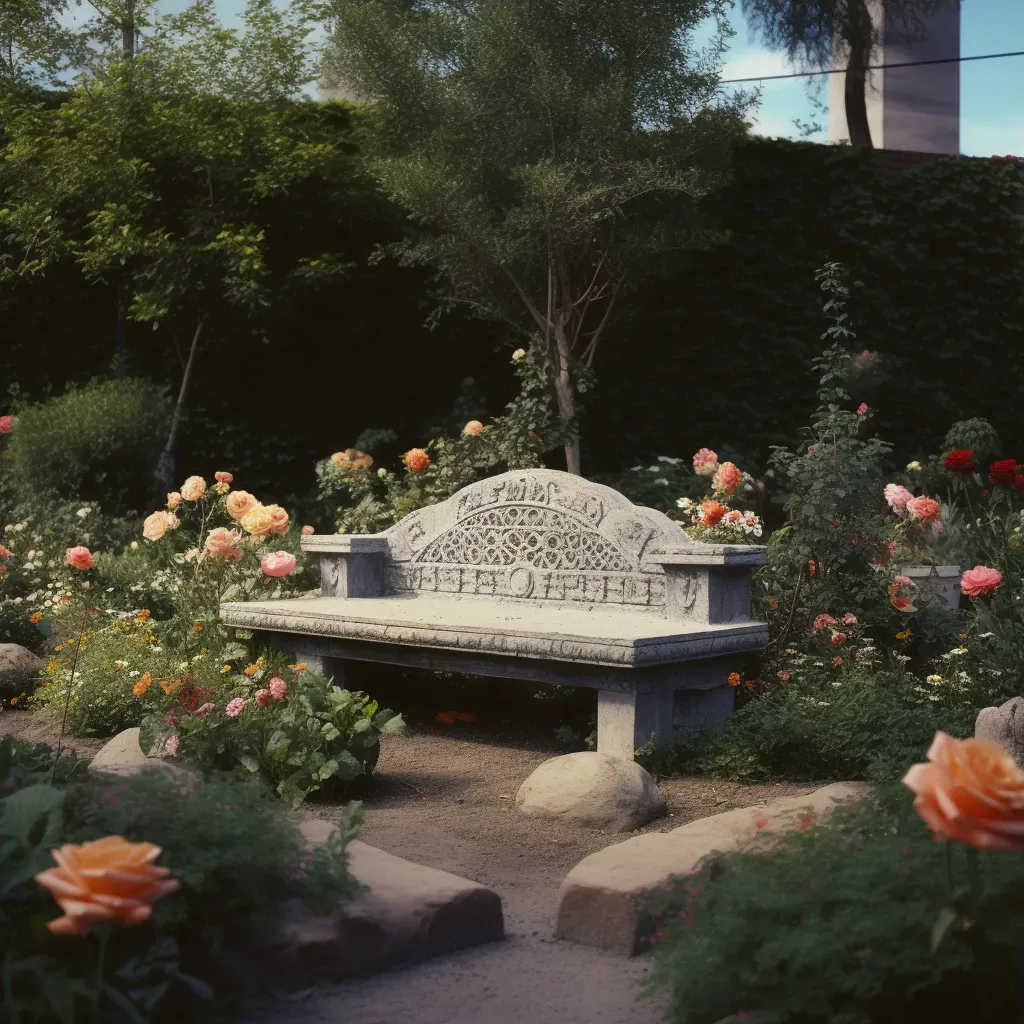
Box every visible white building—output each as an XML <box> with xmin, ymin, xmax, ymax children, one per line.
<box><xmin>828</xmin><ymin>0</ymin><xmax>961</xmax><ymax>154</ymax></box>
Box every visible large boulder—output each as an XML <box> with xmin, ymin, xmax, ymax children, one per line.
<box><xmin>975</xmin><ymin>697</ymin><xmax>1024</xmax><ymax>768</ymax></box>
<box><xmin>554</xmin><ymin>782</ymin><xmax>870</xmax><ymax>954</ymax></box>
<box><xmin>0</xmin><ymin>643</ymin><xmax>44</xmax><ymax>697</ymax></box>
<box><xmin>516</xmin><ymin>751</ymin><xmax>666</xmax><ymax>832</ymax></box>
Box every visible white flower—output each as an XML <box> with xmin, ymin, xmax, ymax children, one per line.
<box><xmin>657</xmin><ymin>456</ymin><xmax>682</xmax><ymax>465</ymax></box>
<box><xmin>114</xmin><ymin>660</ymin><xmax>128</xmax><ymax>669</ymax></box>
<box><xmin>676</xmin><ymin>497</ymin><xmax>694</xmax><ymax>509</ymax></box>
<box><xmin>950</xmin><ymin>647</ymin><xmax>968</xmax><ymax>656</ymax></box>
<box><xmin>152</xmin><ymin>646</ymin><xmax>162</xmax><ymax>652</ymax></box>
<box><xmin>26</xmin><ymin>550</ymin><xmax>35</xmax><ymax>560</ymax></box>
<box><xmin>906</xmin><ymin>461</ymin><xmax>922</xmax><ymax>472</ymax></box>
<box><xmin>647</xmin><ymin>465</ymin><xmax>660</xmax><ymax>473</ymax></box>
<box><xmin>76</xmin><ymin>507</ymin><xmax>91</xmax><ymax>518</ymax></box>
<box><xmin>511</xmin><ymin>348</ymin><xmax>527</xmax><ymax>361</ymax></box>
<box><xmin>630</xmin><ymin>465</ymin><xmax>643</xmax><ymax>472</ymax></box>
<box><xmin>655</xmin><ymin>478</ymin><xmax>670</xmax><ymax>487</ymax></box>
<box><xmin>979</xmin><ymin>632</ymin><xmax>995</xmax><ymax>638</ymax></box>
<box><xmin>130</xmin><ymin>541</ymin><xmax>139</xmax><ymax>551</ymax></box>
<box><xmin>12</xmin><ymin>597</ymin><xmax>21</xmax><ymax>605</ymax></box>
<box><xmin>926</xmin><ymin>674</ymin><xmax>942</xmax><ymax>685</ymax></box>
<box><xmin>377</xmin><ymin>467</ymin><xmax>387</xmax><ymax>479</ymax></box>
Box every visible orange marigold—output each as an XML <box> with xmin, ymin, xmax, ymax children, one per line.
<box><xmin>727</xmin><ymin>672</ymin><xmax>741</xmax><ymax>687</ymax></box>
<box><xmin>132</xmin><ymin>672</ymin><xmax>152</xmax><ymax>696</ymax></box>
<box><xmin>404</xmin><ymin>448</ymin><xmax>431</xmax><ymax>473</ymax></box>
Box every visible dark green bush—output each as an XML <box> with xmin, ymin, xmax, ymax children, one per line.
<box><xmin>637</xmin><ymin>667</ymin><xmax>976</xmax><ymax>785</ymax></box>
<box><xmin>642</xmin><ymin>783</ymin><xmax>1024</xmax><ymax>1024</ymax></box>
<box><xmin>3</xmin><ymin>378</ymin><xmax>171</xmax><ymax>516</ymax></box>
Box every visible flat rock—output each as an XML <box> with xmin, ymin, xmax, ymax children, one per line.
<box><xmin>976</xmin><ymin>697</ymin><xmax>1024</xmax><ymax>768</ymax></box>
<box><xmin>88</xmin><ymin>727</ymin><xmax>186</xmax><ymax>778</ymax></box>
<box><xmin>516</xmin><ymin>752</ymin><xmax>666</xmax><ymax>832</ymax></box>
<box><xmin>230</xmin><ymin>819</ymin><xmax>504</xmax><ymax>989</ymax></box>
<box><xmin>0</xmin><ymin>643</ymin><xmax>44</xmax><ymax>694</ymax></box>
<box><xmin>554</xmin><ymin>781</ymin><xmax>869</xmax><ymax>954</ymax></box>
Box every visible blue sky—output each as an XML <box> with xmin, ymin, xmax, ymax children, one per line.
<box><xmin>118</xmin><ymin>0</ymin><xmax>1024</xmax><ymax>156</ymax></box>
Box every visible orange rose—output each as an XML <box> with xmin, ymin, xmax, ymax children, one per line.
<box><xmin>225</xmin><ymin>490</ymin><xmax>258</xmax><ymax>522</ymax></box>
<box><xmin>462</xmin><ymin>420</ymin><xmax>484</xmax><ymax>436</ymax></box>
<box><xmin>240</xmin><ymin>503</ymin><xmax>276</xmax><ymax>538</ymax></box>
<box><xmin>712</xmin><ymin>461</ymin><xmax>742</xmax><ymax>496</ymax></box>
<box><xmin>331</xmin><ymin>448</ymin><xmax>373</xmax><ymax>471</ymax></box>
<box><xmin>64</xmin><ymin>546</ymin><xmax>95</xmax><ymax>571</ymax></box>
<box><xmin>700</xmin><ymin>500</ymin><xmax>728</xmax><ymax>528</ymax></box>
<box><xmin>35</xmin><ymin>836</ymin><xmax>179</xmax><ymax>936</ymax></box>
<box><xmin>404</xmin><ymin>448</ymin><xmax>431</xmax><ymax>473</ymax></box>
<box><xmin>166</xmin><ymin>491</ymin><xmax>182</xmax><ymax>509</ymax></box>
<box><xmin>903</xmin><ymin>732</ymin><xmax>1024</xmax><ymax>851</ymax></box>
<box><xmin>143</xmin><ymin>510</ymin><xmax>173</xmax><ymax>542</ymax></box>
<box><xmin>180</xmin><ymin>476</ymin><xmax>207</xmax><ymax>502</ymax></box>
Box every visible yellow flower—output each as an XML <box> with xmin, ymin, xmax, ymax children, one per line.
<box><xmin>896</xmin><ymin>629</ymin><xmax>912</xmax><ymax>640</ymax></box>
<box><xmin>288</xmin><ymin>662</ymin><xmax>308</xmax><ymax>672</ymax></box>
<box><xmin>159</xmin><ymin>679</ymin><xmax>181</xmax><ymax>695</ymax></box>
<box><xmin>46</xmin><ymin>659</ymin><xmax>59</xmax><ymax>674</ymax></box>
<box><xmin>243</xmin><ymin>656</ymin><xmax>265</xmax><ymax>677</ymax></box>
<box><xmin>240</xmin><ymin>504</ymin><xmax>276</xmax><ymax>538</ymax></box>
<box><xmin>221</xmin><ymin>664</ymin><xmax>232</xmax><ymax>673</ymax></box>
<box><xmin>137</xmin><ymin>609</ymin><xmax>151</xmax><ymax>623</ymax></box>
<box><xmin>29</xmin><ymin>611</ymin><xmax>43</xmax><ymax>624</ymax></box>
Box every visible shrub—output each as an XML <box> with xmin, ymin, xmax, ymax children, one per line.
<box><xmin>638</xmin><ymin>665</ymin><xmax>976</xmax><ymax>785</ymax></box>
<box><xmin>641</xmin><ymin>782</ymin><xmax>1024</xmax><ymax>1024</ymax></box>
<box><xmin>2</xmin><ymin>378</ymin><xmax>172</xmax><ymax>516</ymax></box>
<box><xmin>140</xmin><ymin>663</ymin><xmax>408</xmax><ymax>808</ymax></box>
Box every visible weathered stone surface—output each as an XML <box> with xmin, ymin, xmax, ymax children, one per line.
<box><xmin>976</xmin><ymin>697</ymin><xmax>1024</xmax><ymax>768</ymax></box>
<box><xmin>516</xmin><ymin>752</ymin><xmax>666</xmax><ymax>832</ymax></box>
<box><xmin>0</xmin><ymin>643</ymin><xmax>44</xmax><ymax>693</ymax></box>
<box><xmin>554</xmin><ymin>782</ymin><xmax>870</xmax><ymax>954</ymax></box>
<box><xmin>231</xmin><ymin>820</ymin><xmax>504</xmax><ymax>990</ymax></box>
<box><xmin>220</xmin><ymin>469</ymin><xmax>771</xmax><ymax>759</ymax></box>
<box><xmin>88</xmin><ymin>727</ymin><xmax>187</xmax><ymax>778</ymax></box>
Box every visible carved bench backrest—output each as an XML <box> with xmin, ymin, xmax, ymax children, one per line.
<box><xmin>379</xmin><ymin>470</ymin><xmax>695</xmax><ymax>608</ymax></box>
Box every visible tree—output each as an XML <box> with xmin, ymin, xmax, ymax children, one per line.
<box><xmin>0</xmin><ymin>0</ymin><xmax>86</xmax><ymax>92</ymax></box>
<box><xmin>319</xmin><ymin>0</ymin><xmax>753</xmax><ymax>474</ymax></box>
<box><xmin>739</xmin><ymin>0</ymin><xmax>946</xmax><ymax>149</ymax></box>
<box><xmin>0</xmin><ymin>0</ymin><xmax>355</xmax><ymax>499</ymax></box>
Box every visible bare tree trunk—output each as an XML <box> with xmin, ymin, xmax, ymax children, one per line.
<box><xmin>844</xmin><ymin>0</ymin><xmax>874</xmax><ymax>149</ymax></box>
<box><xmin>153</xmin><ymin>318</ymin><xmax>204</xmax><ymax>501</ymax></box>
<box><xmin>121</xmin><ymin>0</ymin><xmax>135</xmax><ymax>60</ymax></box>
<box><xmin>551</xmin><ymin>327</ymin><xmax>581</xmax><ymax>476</ymax></box>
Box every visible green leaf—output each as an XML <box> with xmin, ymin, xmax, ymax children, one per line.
<box><xmin>930</xmin><ymin>906</ymin><xmax>960</xmax><ymax>953</ymax></box>
<box><xmin>378</xmin><ymin>713</ymin><xmax>409</xmax><ymax>735</ymax></box>
<box><xmin>0</xmin><ymin>784</ymin><xmax>64</xmax><ymax>846</ymax></box>
<box><xmin>238</xmin><ymin>753</ymin><xmax>260</xmax><ymax>773</ymax></box>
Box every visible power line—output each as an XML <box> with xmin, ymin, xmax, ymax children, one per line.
<box><xmin>719</xmin><ymin>49</ymin><xmax>1024</xmax><ymax>84</ymax></box>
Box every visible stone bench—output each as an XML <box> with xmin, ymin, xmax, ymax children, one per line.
<box><xmin>220</xmin><ymin>470</ymin><xmax>768</xmax><ymax>760</ymax></box>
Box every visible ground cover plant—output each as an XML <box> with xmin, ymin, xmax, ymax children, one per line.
<box><xmin>642</xmin><ymin>732</ymin><xmax>1024</xmax><ymax>1023</ymax></box>
<box><xmin>0</xmin><ymin>735</ymin><xmax>363</xmax><ymax>1023</ymax></box>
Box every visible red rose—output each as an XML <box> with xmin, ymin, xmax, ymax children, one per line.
<box><xmin>943</xmin><ymin>449</ymin><xmax>976</xmax><ymax>474</ymax></box>
<box><xmin>989</xmin><ymin>459</ymin><xmax>1019</xmax><ymax>487</ymax></box>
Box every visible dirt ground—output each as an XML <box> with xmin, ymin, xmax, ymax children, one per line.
<box><xmin>0</xmin><ymin>709</ymin><xmax>818</xmax><ymax>1024</ymax></box>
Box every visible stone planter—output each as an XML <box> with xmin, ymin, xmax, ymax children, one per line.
<box><xmin>900</xmin><ymin>565</ymin><xmax>961</xmax><ymax>611</ymax></box>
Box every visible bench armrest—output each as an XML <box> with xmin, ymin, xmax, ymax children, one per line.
<box><xmin>647</xmin><ymin>545</ymin><xmax>767</xmax><ymax>624</ymax></box>
<box><xmin>300</xmin><ymin>534</ymin><xmax>391</xmax><ymax>598</ymax></box>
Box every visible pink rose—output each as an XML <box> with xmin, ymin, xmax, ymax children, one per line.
<box><xmin>831</xmin><ymin>631</ymin><xmax>846</xmax><ymax>645</ymax></box>
<box><xmin>215</xmin><ymin>471</ymin><xmax>233</xmax><ymax>484</ymax></box>
<box><xmin>906</xmin><ymin>496</ymin><xmax>940</xmax><ymax>522</ymax></box>
<box><xmin>807</xmin><ymin>446</ymin><xmax>815</xmax><ymax>455</ymax></box>
<box><xmin>184</xmin><ymin>547</ymin><xmax>203</xmax><ymax>563</ymax></box>
<box><xmin>841</xmin><ymin>612</ymin><xmax>857</xmax><ymax>625</ymax></box>
<box><xmin>65</xmin><ymin>546</ymin><xmax>95</xmax><ymax>571</ymax></box>
<box><xmin>883</xmin><ymin>484</ymin><xmax>913</xmax><ymax>511</ymax></box>
<box><xmin>261</xmin><ymin>551</ymin><xmax>296</xmax><ymax>578</ymax></box>
<box><xmin>269</xmin><ymin>677</ymin><xmax>287</xmax><ymax>701</ymax></box>
<box><xmin>225</xmin><ymin>697</ymin><xmax>246</xmax><ymax>718</ymax></box>
<box><xmin>204</xmin><ymin>527</ymin><xmax>244</xmax><ymax>562</ymax></box>
<box><xmin>813</xmin><ymin>614</ymin><xmax>838</xmax><ymax>630</ymax></box>
<box><xmin>931</xmin><ymin>520</ymin><xmax>945</xmax><ymax>536</ymax></box>
<box><xmin>777</xmin><ymin>669</ymin><xmax>791</xmax><ymax>683</ymax></box>
<box><xmin>712</xmin><ymin>461</ymin><xmax>742</xmax><ymax>496</ymax></box>
<box><xmin>301</xmin><ymin>525</ymin><xmax>315</xmax><ymax>536</ymax></box>
<box><xmin>193</xmin><ymin>702</ymin><xmax>215</xmax><ymax>719</ymax></box>
<box><xmin>0</xmin><ymin>415</ymin><xmax>13</xmax><ymax>434</ymax></box>
<box><xmin>180</xmin><ymin>476</ymin><xmax>207</xmax><ymax>502</ymax></box>
<box><xmin>961</xmin><ymin>566</ymin><xmax>1003</xmax><ymax>598</ymax></box>
<box><xmin>255</xmin><ymin>688</ymin><xmax>272</xmax><ymax>708</ymax></box>
<box><xmin>266</xmin><ymin>505</ymin><xmax>290</xmax><ymax>535</ymax></box>
<box><xmin>856</xmin><ymin>403</ymin><xmax>869</xmax><ymax>416</ymax></box>
<box><xmin>893</xmin><ymin>575</ymin><xmax>914</xmax><ymax>588</ymax></box>
<box><xmin>692</xmin><ymin>448</ymin><xmax>719</xmax><ymax>477</ymax></box>
<box><xmin>164</xmin><ymin>735</ymin><xmax>179</xmax><ymax>756</ymax></box>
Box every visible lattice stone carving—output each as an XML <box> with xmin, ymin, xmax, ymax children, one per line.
<box><xmin>414</xmin><ymin>506</ymin><xmax>634</xmax><ymax>573</ymax></box>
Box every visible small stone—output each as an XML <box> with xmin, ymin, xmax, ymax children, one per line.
<box><xmin>516</xmin><ymin>752</ymin><xmax>666</xmax><ymax>832</ymax></box>
<box><xmin>975</xmin><ymin>697</ymin><xmax>1024</xmax><ymax>768</ymax></box>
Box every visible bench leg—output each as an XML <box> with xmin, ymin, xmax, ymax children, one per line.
<box><xmin>596</xmin><ymin>689</ymin><xmax>674</xmax><ymax>762</ymax></box>
<box><xmin>672</xmin><ymin>685</ymin><xmax>733</xmax><ymax>739</ymax></box>
<box><xmin>279</xmin><ymin>639</ymin><xmax>346</xmax><ymax>687</ymax></box>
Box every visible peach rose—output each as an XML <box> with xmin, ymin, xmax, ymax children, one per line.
<box><xmin>712</xmin><ymin>461</ymin><xmax>742</xmax><ymax>496</ymax></box>
<box><xmin>225</xmin><ymin>490</ymin><xmax>258</xmax><ymax>521</ymax></box>
<box><xmin>180</xmin><ymin>476</ymin><xmax>207</xmax><ymax>502</ymax></box>
<box><xmin>301</xmin><ymin>525</ymin><xmax>315</xmax><ymax>536</ymax></box>
<box><xmin>961</xmin><ymin>565</ymin><xmax>1003</xmax><ymax>598</ymax></box>
<box><xmin>65</xmin><ymin>546</ymin><xmax>95</xmax><ymax>571</ymax></box>
<box><xmin>240</xmin><ymin>504</ymin><xmax>276</xmax><ymax>538</ymax></box>
<box><xmin>204</xmin><ymin>527</ymin><xmax>243</xmax><ymax>562</ymax></box>
<box><xmin>35</xmin><ymin>836</ymin><xmax>179</xmax><ymax>936</ymax></box>
<box><xmin>903</xmin><ymin>732</ymin><xmax>1024</xmax><ymax>851</ymax></box>
<box><xmin>166</xmin><ymin>492</ymin><xmax>182</xmax><ymax>509</ymax></box>
<box><xmin>906</xmin><ymin>496</ymin><xmax>940</xmax><ymax>522</ymax></box>
<box><xmin>463</xmin><ymin>420</ymin><xmax>484</xmax><ymax>436</ymax></box>
<box><xmin>330</xmin><ymin>448</ymin><xmax>373</xmax><ymax>471</ymax></box>
<box><xmin>215</xmin><ymin>471</ymin><xmax>233</xmax><ymax>484</ymax></box>
<box><xmin>404</xmin><ymin>448</ymin><xmax>431</xmax><ymax>473</ymax></box>
<box><xmin>143</xmin><ymin>511</ymin><xmax>174</xmax><ymax>542</ymax></box>
<box><xmin>261</xmin><ymin>551</ymin><xmax>296</xmax><ymax>577</ymax></box>
<box><xmin>266</xmin><ymin>504</ymin><xmax>290</xmax><ymax>535</ymax></box>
